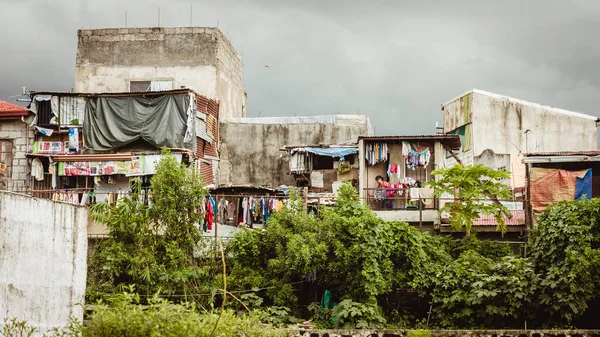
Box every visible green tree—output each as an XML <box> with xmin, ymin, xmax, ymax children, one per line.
<box><xmin>428</xmin><ymin>164</ymin><xmax>511</xmax><ymax>235</ymax></box>
<box><xmin>87</xmin><ymin>149</ymin><xmax>214</xmax><ymax>301</ymax></box>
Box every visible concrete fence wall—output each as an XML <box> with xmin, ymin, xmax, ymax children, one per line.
<box><xmin>0</xmin><ymin>191</ymin><xmax>88</xmax><ymax>336</ymax></box>
<box><xmin>294</xmin><ymin>330</ymin><xmax>600</xmax><ymax>337</ymax></box>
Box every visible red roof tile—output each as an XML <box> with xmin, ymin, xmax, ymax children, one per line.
<box><xmin>0</xmin><ymin>100</ymin><xmax>29</xmax><ymax>120</ymax></box>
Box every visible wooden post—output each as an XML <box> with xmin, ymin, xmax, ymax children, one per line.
<box><xmin>303</xmin><ymin>186</ymin><xmax>308</xmax><ymax>213</ymax></box>
<box><xmin>419</xmin><ymin>196</ymin><xmax>423</xmax><ymax>232</ymax></box>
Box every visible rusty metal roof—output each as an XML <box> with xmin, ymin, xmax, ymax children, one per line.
<box><xmin>359</xmin><ymin>134</ymin><xmax>461</xmax><ymax>150</ymax></box>
<box><xmin>472</xmin><ymin>210</ymin><xmax>526</xmax><ymax>226</ymax></box>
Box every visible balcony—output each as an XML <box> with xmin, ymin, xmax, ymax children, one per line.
<box><xmin>362</xmin><ymin>187</ymin><xmax>439</xmax><ymax>229</ymax></box>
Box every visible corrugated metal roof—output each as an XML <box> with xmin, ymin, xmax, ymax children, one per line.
<box><xmin>359</xmin><ymin>135</ymin><xmax>462</xmax><ymax>150</ymax></box>
<box><xmin>30</xmin><ymin>89</ymin><xmax>193</xmax><ymax>97</ymax></box>
<box><xmin>524</xmin><ymin>151</ymin><xmax>600</xmax><ymax>157</ymax></box>
<box><xmin>472</xmin><ymin>210</ymin><xmax>526</xmax><ymax>226</ymax></box>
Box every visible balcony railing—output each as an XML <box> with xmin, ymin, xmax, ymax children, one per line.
<box><xmin>362</xmin><ymin>187</ymin><xmax>438</xmax><ymax>211</ymax></box>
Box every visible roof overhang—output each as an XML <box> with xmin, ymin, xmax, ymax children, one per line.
<box><xmin>27</xmin><ymin>150</ymin><xmax>193</xmax><ymax>162</ymax></box>
<box><xmin>523</xmin><ymin>155</ymin><xmax>600</xmax><ymax>164</ymax></box>
<box><xmin>358</xmin><ymin>135</ymin><xmax>461</xmax><ymax>150</ymax></box>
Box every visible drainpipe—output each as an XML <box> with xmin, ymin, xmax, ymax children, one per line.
<box><xmin>20</xmin><ymin>116</ymin><xmax>29</xmax><ymax>153</ymax></box>
<box><xmin>20</xmin><ymin>116</ymin><xmax>30</xmax><ymax>193</ymax></box>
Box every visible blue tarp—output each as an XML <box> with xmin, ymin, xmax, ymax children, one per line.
<box><xmin>304</xmin><ymin>147</ymin><xmax>358</xmax><ymax>158</ymax></box>
<box><xmin>575</xmin><ymin>168</ymin><xmax>593</xmax><ymax>200</ymax></box>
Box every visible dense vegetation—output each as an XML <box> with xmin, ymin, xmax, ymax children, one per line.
<box><xmin>81</xmin><ymin>156</ymin><xmax>600</xmax><ymax>331</ymax></box>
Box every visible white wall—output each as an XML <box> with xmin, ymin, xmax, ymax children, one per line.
<box><xmin>374</xmin><ymin>209</ymin><xmax>439</xmax><ymax>224</ymax></box>
<box><xmin>0</xmin><ymin>192</ymin><xmax>88</xmax><ymax>336</ymax></box>
<box><xmin>75</xmin><ymin>65</ymin><xmax>217</xmax><ymax>97</ymax></box>
<box><xmin>471</xmin><ymin>90</ymin><xmax>598</xmax><ymax>157</ymax></box>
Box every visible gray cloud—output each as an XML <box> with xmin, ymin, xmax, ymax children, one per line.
<box><xmin>1</xmin><ymin>0</ymin><xmax>599</xmax><ymax>138</ymax></box>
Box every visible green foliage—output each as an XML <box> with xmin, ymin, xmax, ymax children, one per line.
<box><xmin>528</xmin><ymin>198</ymin><xmax>600</xmax><ymax>326</ymax></box>
<box><xmin>2</xmin><ymin>317</ymin><xmax>37</xmax><ymax>337</ymax></box>
<box><xmin>228</xmin><ymin>184</ymin><xmax>447</xmax><ymax>309</ymax></box>
<box><xmin>330</xmin><ymin>299</ymin><xmax>387</xmax><ymax>329</ymax></box>
<box><xmin>87</xmin><ymin>149</ymin><xmax>214</xmax><ymax>301</ymax></box>
<box><xmin>428</xmin><ymin>164</ymin><xmax>511</xmax><ymax>235</ymax></box>
<box><xmin>406</xmin><ymin>330</ymin><xmax>432</xmax><ymax>337</ymax></box>
<box><xmin>82</xmin><ymin>294</ymin><xmax>290</xmax><ymax>336</ymax></box>
<box><xmin>255</xmin><ymin>306</ymin><xmax>299</xmax><ymax>327</ymax></box>
<box><xmin>429</xmin><ymin>250</ymin><xmax>537</xmax><ymax>328</ymax></box>
<box><xmin>85</xmin><ymin>155</ymin><xmax>600</xmax><ymax>330</ymax></box>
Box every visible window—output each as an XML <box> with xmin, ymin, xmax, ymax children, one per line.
<box><xmin>130</xmin><ymin>81</ymin><xmax>151</xmax><ymax>92</ymax></box>
<box><xmin>129</xmin><ymin>80</ymin><xmax>174</xmax><ymax>92</ymax></box>
<box><xmin>0</xmin><ymin>140</ymin><xmax>13</xmax><ymax>189</ymax></box>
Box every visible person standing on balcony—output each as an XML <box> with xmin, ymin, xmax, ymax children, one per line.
<box><xmin>375</xmin><ymin>175</ymin><xmax>394</xmax><ymax>209</ymax></box>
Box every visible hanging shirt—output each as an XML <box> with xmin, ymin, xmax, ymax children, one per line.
<box><xmin>242</xmin><ymin>197</ymin><xmax>248</xmax><ymax>224</ymax></box>
<box><xmin>32</xmin><ymin>158</ymin><xmax>44</xmax><ymax>181</ymax></box>
<box><xmin>209</xmin><ymin>196</ymin><xmax>217</xmax><ymax>219</ymax></box>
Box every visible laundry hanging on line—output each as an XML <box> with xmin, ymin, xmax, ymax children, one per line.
<box><xmin>365</xmin><ymin>143</ymin><xmax>388</xmax><ymax>166</ymax></box>
<box><xmin>402</xmin><ymin>141</ymin><xmax>431</xmax><ymax>170</ymax></box>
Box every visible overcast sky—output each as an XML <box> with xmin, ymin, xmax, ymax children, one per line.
<box><xmin>1</xmin><ymin>0</ymin><xmax>599</xmax><ymax>136</ymax></box>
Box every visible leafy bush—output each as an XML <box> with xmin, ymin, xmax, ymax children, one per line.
<box><xmin>330</xmin><ymin>299</ymin><xmax>387</xmax><ymax>329</ymax></box>
<box><xmin>83</xmin><ymin>294</ymin><xmax>290</xmax><ymax>337</ymax></box>
<box><xmin>528</xmin><ymin>198</ymin><xmax>600</xmax><ymax>326</ymax></box>
<box><xmin>429</xmin><ymin>250</ymin><xmax>537</xmax><ymax>328</ymax></box>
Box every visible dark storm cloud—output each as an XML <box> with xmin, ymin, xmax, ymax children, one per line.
<box><xmin>1</xmin><ymin>0</ymin><xmax>599</xmax><ymax>136</ymax></box>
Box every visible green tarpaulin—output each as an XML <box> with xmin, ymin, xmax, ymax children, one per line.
<box><xmin>83</xmin><ymin>93</ymin><xmax>195</xmax><ymax>152</ymax></box>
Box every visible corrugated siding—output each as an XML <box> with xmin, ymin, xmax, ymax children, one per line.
<box><xmin>205</xmin><ymin>142</ymin><xmax>218</xmax><ymax>157</ymax></box>
<box><xmin>444</xmin><ymin>92</ymin><xmax>472</xmax><ymax>132</ymax></box>
<box><xmin>200</xmin><ymin>161</ymin><xmax>213</xmax><ymax>185</ymax></box>
<box><xmin>194</xmin><ymin>93</ymin><xmax>220</xmax><ymax>185</ymax></box>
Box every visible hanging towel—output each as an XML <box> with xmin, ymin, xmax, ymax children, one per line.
<box><xmin>409</xmin><ymin>188</ymin><xmax>420</xmax><ymax>201</ymax></box>
<box><xmin>419</xmin><ymin>187</ymin><xmax>435</xmax><ymax>206</ymax></box>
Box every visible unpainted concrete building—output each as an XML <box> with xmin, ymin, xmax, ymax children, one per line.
<box><xmin>0</xmin><ymin>101</ymin><xmax>33</xmax><ymax>191</ymax></box>
<box><xmin>218</xmin><ymin>115</ymin><xmax>373</xmax><ymax>188</ymax></box>
<box><xmin>75</xmin><ymin>27</ymin><xmax>245</xmax><ymax>119</ymax></box>
<box><xmin>442</xmin><ymin>89</ymin><xmax>600</xmax><ymax>190</ymax></box>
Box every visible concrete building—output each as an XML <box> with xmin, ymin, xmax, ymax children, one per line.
<box><xmin>0</xmin><ymin>191</ymin><xmax>87</xmax><ymax>336</ymax></box>
<box><xmin>442</xmin><ymin>89</ymin><xmax>600</xmax><ymax>190</ymax></box>
<box><xmin>75</xmin><ymin>27</ymin><xmax>245</xmax><ymax>119</ymax></box>
<box><xmin>0</xmin><ymin>100</ymin><xmax>33</xmax><ymax>191</ymax></box>
<box><xmin>218</xmin><ymin>115</ymin><xmax>373</xmax><ymax>188</ymax></box>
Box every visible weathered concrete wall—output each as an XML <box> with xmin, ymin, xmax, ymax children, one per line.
<box><xmin>469</xmin><ymin>90</ymin><xmax>597</xmax><ymax>157</ymax></box>
<box><xmin>0</xmin><ymin>191</ymin><xmax>88</xmax><ymax>335</ymax></box>
<box><xmin>442</xmin><ymin>89</ymin><xmax>598</xmax><ymax>188</ymax></box>
<box><xmin>293</xmin><ymin>330</ymin><xmax>600</xmax><ymax>337</ymax></box>
<box><xmin>0</xmin><ymin>120</ymin><xmax>31</xmax><ymax>189</ymax></box>
<box><xmin>75</xmin><ymin>27</ymin><xmax>244</xmax><ymax>119</ymax></box>
<box><xmin>219</xmin><ymin>115</ymin><xmax>373</xmax><ymax>188</ymax></box>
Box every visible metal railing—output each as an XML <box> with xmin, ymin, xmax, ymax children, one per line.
<box><xmin>362</xmin><ymin>187</ymin><xmax>438</xmax><ymax>211</ymax></box>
